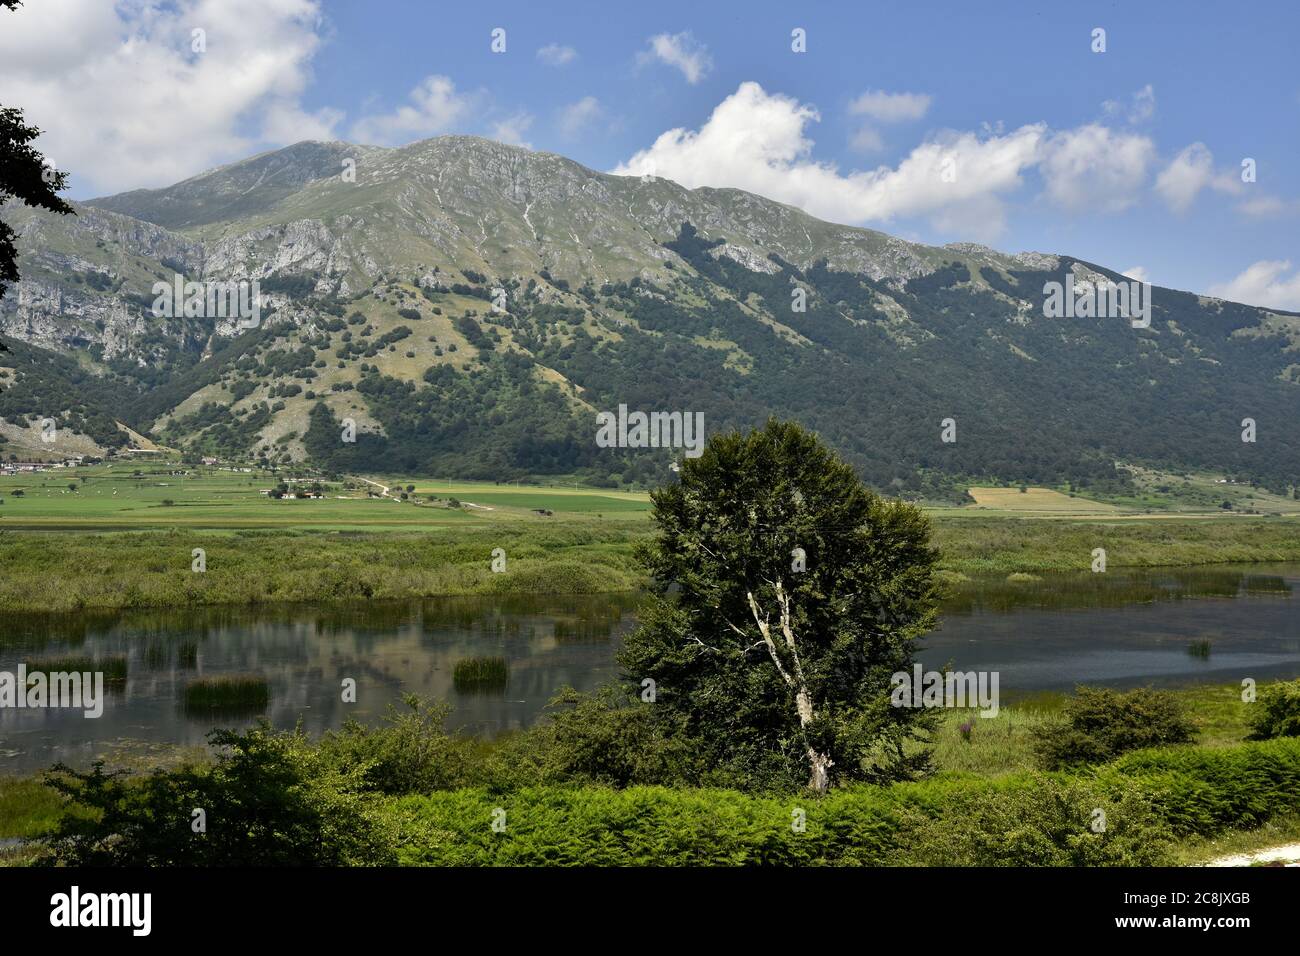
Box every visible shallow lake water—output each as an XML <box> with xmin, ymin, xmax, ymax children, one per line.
<box><xmin>1</xmin><ymin>565</ymin><xmax>1298</xmax><ymax>774</ymax></box>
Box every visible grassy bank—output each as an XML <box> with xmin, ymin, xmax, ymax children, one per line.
<box><xmin>1</xmin><ymin>682</ymin><xmax>1293</xmax><ymax>866</ymax></box>
<box><xmin>0</xmin><ymin>514</ymin><xmax>1298</xmax><ymax>613</ymax></box>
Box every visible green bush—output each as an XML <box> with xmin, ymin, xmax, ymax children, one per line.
<box><xmin>40</xmin><ymin>724</ymin><xmax>394</xmax><ymax>866</ymax></box>
<box><xmin>1032</xmin><ymin>686</ymin><xmax>1197</xmax><ymax>768</ymax></box>
<box><xmin>900</xmin><ymin>773</ymin><xmax>1172</xmax><ymax>866</ymax></box>
<box><xmin>383</xmin><ymin>773</ymin><xmax>1173</xmax><ymax>867</ymax></box>
<box><xmin>318</xmin><ymin>695</ymin><xmax>477</xmax><ymax>794</ymax></box>
<box><xmin>1247</xmin><ymin>678</ymin><xmax>1300</xmax><ymax>740</ymax></box>
<box><xmin>481</xmin><ymin>687</ymin><xmax>699</xmax><ymax>790</ymax></box>
<box><xmin>386</xmin><ymin>738</ymin><xmax>1300</xmax><ymax>866</ymax></box>
<box><xmin>1099</xmin><ymin>737</ymin><xmax>1300</xmax><ymax>836</ymax></box>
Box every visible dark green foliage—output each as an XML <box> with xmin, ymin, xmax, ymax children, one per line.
<box><xmin>0</xmin><ymin>337</ymin><xmax>134</xmax><ymax>448</ymax></box>
<box><xmin>40</xmin><ymin>724</ymin><xmax>394</xmax><ymax>865</ymax></box>
<box><xmin>1032</xmin><ymin>686</ymin><xmax>1198</xmax><ymax>768</ymax></box>
<box><xmin>0</xmin><ymin>97</ymin><xmax>74</xmax><ymax>302</ymax></box>
<box><xmin>258</xmin><ymin>273</ymin><xmax>316</xmax><ymax>298</ymax></box>
<box><xmin>620</xmin><ymin>420</ymin><xmax>940</xmax><ymax>791</ymax></box>
<box><xmin>454</xmin><ymin>315</ymin><xmax>494</xmax><ymax>351</ymax></box>
<box><xmin>1247</xmin><ymin>678</ymin><xmax>1300</xmax><ymax>740</ymax></box>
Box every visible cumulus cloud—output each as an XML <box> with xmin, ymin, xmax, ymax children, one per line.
<box><xmin>350</xmin><ymin>75</ymin><xmax>475</xmax><ymax>146</ymax></box>
<box><xmin>558</xmin><ymin>96</ymin><xmax>602</xmax><ymax>138</ymax></box>
<box><xmin>0</xmin><ymin>0</ymin><xmax>336</xmax><ymax>195</ymax></box>
<box><xmin>1122</xmin><ymin>266</ymin><xmax>1151</xmax><ymax>283</ymax></box>
<box><xmin>638</xmin><ymin>32</ymin><xmax>712</xmax><ymax>84</ymax></box>
<box><xmin>1207</xmin><ymin>260</ymin><xmax>1300</xmax><ymax>311</ymax></box>
<box><xmin>612</xmin><ymin>82</ymin><xmax>1044</xmax><ymax>241</ymax></box>
<box><xmin>1038</xmin><ymin>124</ymin><xmax>1155</xmax><ymax>213</ymax></box>
<box><xmin>1154</xmin><ymin>142</ymin><xmax>1243</xmax><ymax>213</ymax></box>
<box><xmin>537</xmin><ymin>43</ymin><xmax>577</xmax><ymax>66</ymax></box>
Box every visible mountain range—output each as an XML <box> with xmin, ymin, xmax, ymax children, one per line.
<box><xmin>1</xmin><ymin>135</ymin><xmax>1297</xmax><ymax>498</ymax></box>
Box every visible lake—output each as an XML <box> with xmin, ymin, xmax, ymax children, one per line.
<box><xmin>2</xmin><ymin>565</ymin><xmax>1298</xmax><ymax>774</ymax></box>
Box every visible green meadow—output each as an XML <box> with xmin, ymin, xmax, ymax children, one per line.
<box><xmin>1</xmin><ymin>463</ymin><xmax>1299</xmax><ymax>612</ymax></box>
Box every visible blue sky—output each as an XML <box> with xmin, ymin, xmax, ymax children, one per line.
<box><xmin>3</xmin><ymin>0</ymin><xmax>1298</xmax><ymax>307</ymax></box>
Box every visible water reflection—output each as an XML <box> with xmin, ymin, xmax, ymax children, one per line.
<box><xmin>1</xmin><ymin>567</ymin><xmax>1298</xmax><ymax>775</ymax></box>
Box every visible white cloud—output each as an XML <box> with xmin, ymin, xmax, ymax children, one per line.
<box><xmin>612</xmin><ymin>81</ymin><xmax>1044</xmax><ymax>241</ymax></box>
<box><xmin>1236</xmin><ymin>194</ymin><xmax>1300</xmax><ymax>217</ymax></box>
<box><xmin>849</xmin><ymin>126</ymin><xmax>885</xmax><ymax>153</ymax></box>
<box><xmin>1154</xmin><ymin>142</ymin><xmax>1214</xmax><ymax>212</ymax></box>
<box><xmin>489</xmin><ymin>111</ymin><xmax>534</xmax><ymax>148</ymax></box>
<box><xmin>1038</xmin><ymin>124</ymin><xmax>1155</xmax><ymax>213</ymax></box>
<box><xmin>638</xmin><ymin>32</ymin><xmax>712</xmax><ymax>85</ymax></box>
<box><xmin>1207</xmin><ymin>260</ymin><xmax>1300</xmax><ymax>311</ymax></box>
<box><xmin>558</xmin><ymin>97</ymin><xmax>602</xmax><ymax>138</ymax></box>
<box><xmin>536</xmin><ymin>43</ymin><xmax>577</xmax><ymax>66</ymax></box>
<box><xmin>1102</xmin><ymin>84</ymin><xmax>1156</xmax><ymax>124</ymax></box>
<box><xmin>0</xmin><ymin>0</ymin><xmax>336</xmax><ymax>195</ymax></box>
<box><xmin>1122</xmin><ymin>266</ymin><xmax>1151</xmax><ymax>283</ymax></box>
<box><xmin>350</xmin><ymin>75</ymin><xmax>474</xmax><ymax>146</ymax></box>
<box><xmin>848</xmin><ymin>90</ymin><xmax>932</xmax><ymax>123</ymax></box>
<box><xmin>847</xmin><ymin>89</ymin><xmax>932</xmax><ymax>156</ymax></box>
<box><xmin>1153</xmin><ymin>142</ymin><xmax>1245</xmax><ymax>213</ymax></box>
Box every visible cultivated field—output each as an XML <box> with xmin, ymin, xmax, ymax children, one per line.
<box><xmin>964</xmin><ymin>486</ymin><xmax>1122</xmax><ymax>515</ymax></box>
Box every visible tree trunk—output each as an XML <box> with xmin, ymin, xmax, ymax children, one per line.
<box><xmin>796</xmin><ymin>688</ymin><xmax>833</xmax><ymax>791</ymax></box>
<box><xmin>807</xmin><ymin>748</ymin><xmax>833</xmax><ymax>793</ymax></box>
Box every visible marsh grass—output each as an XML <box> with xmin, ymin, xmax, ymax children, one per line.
<box><xmin>182</xmin><ymin>675</ymin><xmax>269</xmax><ymax>715</ymax></box>
<box><xmin>0</xmin><ymin>516</ymin><xmax>1296</xmax><ymax>614</ymax></box>
<box><xmin>452</xmin><ymin>656</ymin><xmax>509</xmax><ymax>692</ymax></box>
<box><xmin>1188</xmin><ymin>638</ymin><xmax>1214</xmax><ymax>659</ymax></box>
<box><xmin>925</xmin><ymin>706</ymin><xmax>1058</xmax><ymax>777</ymax></box>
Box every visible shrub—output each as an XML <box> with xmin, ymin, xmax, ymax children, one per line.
<box><xmin>1099</xmin><ymin>737</ymin><xmax>1300</xmax><ymax>836</ymax></box>
<box><xmin>318</xmin><ymin>695</ymin><xmax>476</xmax><ymax>795</ymax></box>
<box><xmin>1032</xmin><ymin>686</ymin><xmax>1197</xmax><ymax>769</ymax></box>
<box><xmin>1247</xmin><ymin>678</ymin><xmax>1300</xmax><ymax>740</ymax></box>
<box><xmin>900</xmin><ymin>773</ymin><xmax>1173</xmax><ymax>866</ymax></box>
<box><xmin>482</xmin><ymin>686</ymin><xmax>699</xmax><ymax>790</ymax></box>
<box><xmin>40</xmin><ymin>725</ymin><xmax>395</xmax><ymax>865</ymax></box>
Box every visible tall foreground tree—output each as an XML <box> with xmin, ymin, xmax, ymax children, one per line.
<box><xmin>1</xmin><ymin>0</ymin><xmax>74</xmax><ymax>311</ymax></box>
<box><xmin>620</xmin><ymin>419</ymin><xmax>940</xmax><ymax>792</ymax></box>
